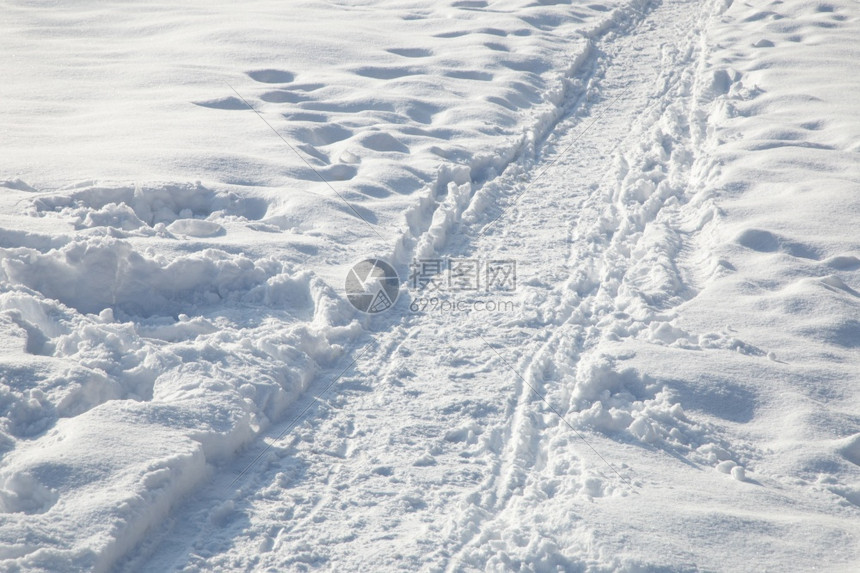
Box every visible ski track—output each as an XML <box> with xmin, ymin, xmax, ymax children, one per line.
<box><xmin>435</xmin><ymin>0</ymin><xmax>728</xmax><ymax>568</ymax></box>
<box><xmin>124</xmin><ymin>0</ymin><xmax>748</xmax><ymax>570</ymax></box>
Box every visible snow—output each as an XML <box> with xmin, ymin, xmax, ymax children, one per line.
<box><xmin>1</xmin><ymin>0</ymin><xmax>859</xmax><ymax>570</ymax></box>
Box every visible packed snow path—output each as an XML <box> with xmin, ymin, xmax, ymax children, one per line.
<box><xmin>126</xmin><ymin>0</ymin><xmax>860</xmax><ymax>570</ymax></box>
<box><xmin>132</xmin><ymin>0</ymin><xmax>708</xmax><ymax>566</ymax></box>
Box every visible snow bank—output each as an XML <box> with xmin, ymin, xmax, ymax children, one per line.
<box><xmin>28</xmin><ymin>183</ymin><xmax>266</xmax><ymax>236</ymax></box>
<box><xmin>2</xmin><ymin>238</ymin><xmax>280</xmax><ymax>317</ymax></box>
<box><xmin>0</xmin><ymin>197</ymin><xmax>357</xmax><ymax>569</ymax></box>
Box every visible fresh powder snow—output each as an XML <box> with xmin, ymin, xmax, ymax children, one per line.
<box><xmin>0</xmin><ymin>0</ymin><xmax>858</xmax><ymax>571</ymax></box>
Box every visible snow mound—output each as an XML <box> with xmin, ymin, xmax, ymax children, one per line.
<box><xmin>29</xmin><ymin>183</ymin><xmax>267</xmax><ymax>234</ymax></box>
<box><xmin>1</xmin><ymin>238</ymin><xmax>280</xmax><ymax>317</ymax></box>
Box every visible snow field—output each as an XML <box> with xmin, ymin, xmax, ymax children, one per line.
<box><xmin>676</xmin><ymin>0</ymin><xmax>860</xmax><ymax>527</ymax></box>
<box><xmin>0</xmin><ymin>0</ymin><xmax>630</xmax><ymax>245</ymax></box>
<box><xmin>0</xmin><ymin>0</ymin><xmax>858</xmax><ymax>570</ymax></box>
<box><xmin>125</xmin><ymin>0</ymin><xmax>800</xmax><ymax>569</ymax></box>
<box><xmin>0</xmin><ymin>0</ymin><xmax>638</xmax><ymax>570</ymax></box>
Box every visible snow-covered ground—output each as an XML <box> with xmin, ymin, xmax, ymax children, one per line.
<box><xmin>1</xmin><ymin>0</ymin><xmax>858</xmax><ymax>570</ymax></box>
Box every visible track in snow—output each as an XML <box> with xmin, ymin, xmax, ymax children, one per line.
<box><xmin>127</xmin><ymin>0</ymin><xmax>731</xmax><ymax>569</ymax></box>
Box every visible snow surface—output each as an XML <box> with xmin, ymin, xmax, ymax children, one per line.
<box><xmin>1</xmin><ymin>0</ymin><xmax>858</xmax><ymax>571</ymax></box>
